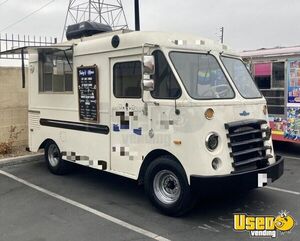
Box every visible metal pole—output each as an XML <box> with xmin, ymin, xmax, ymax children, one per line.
<box><xmin>221</xmin><ymin>27</ymin><xmax>224</xmax><ymax>44</ymax></box>
<box><xmin>89</xmin><ymin>0</ymin><xmax>91</xmax><ymax>21</ymax></box>
<box><xmin>98</xmin><ymin>0</ymin><xmax>102</xmax><ymax>23</ymax></box>
<box><xmin>21</xmin><ymin>48</ymin><xmax>25</xmax><ymax>88</ymax></box>
<box><xmin>134</xmin><ymin>0</ymin><xmax>140</xmax><ymax>31</ymax></box>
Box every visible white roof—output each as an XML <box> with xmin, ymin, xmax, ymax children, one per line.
<box><xmin>65</xmin><ymin>30</ymin><xmax>237</xmax><ymax>56</ymax></box>
<box><xmin>0</xmin><ymin>30</ymin><xmax>238</xmax><ymax>58</ymax></box>
<box><xmin>241</xmin><ymin>45</ymin><xmax>300</xmax><ymax>58</ymax></box>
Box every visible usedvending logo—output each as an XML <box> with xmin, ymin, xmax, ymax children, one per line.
<box><xmin>233</xmin><ymin>211</ymin><xmax>296</xmax><ymax>238</ymax></box>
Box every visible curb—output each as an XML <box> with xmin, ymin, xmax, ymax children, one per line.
<box><xmin>0</xmin><ymin>153</ymin><xmax>44</xmax><ymax>168</ymax></box>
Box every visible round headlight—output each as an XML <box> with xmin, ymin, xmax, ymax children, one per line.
<box><xmin>206</xmin><ymin>133</ymin><xmax>219</xmax><ymax>151</ymax></box>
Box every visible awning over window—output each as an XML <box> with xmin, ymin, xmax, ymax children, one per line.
<box><xmin>0</xmin><ymin>45</ymin><xmax>73</xmax><ymax>88</ymax></box>
<box><xmin>0</xmin><ymin>45</ymin><xmax>73</xmax><ymax>56</ymax></box>
<box><xmin>254</xmin><ymin>63</ymin><xmax>271</xmax><ymax>76</ymax></box>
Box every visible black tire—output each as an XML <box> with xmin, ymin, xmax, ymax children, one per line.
<box><xmin>144</xmin><ymin>155</ymin><xmax>194</xmax><ymax>216</ymax></box>
<box><xmin>44</xmin><ymin>141</ymin><xmax>70</xmax><ymax>175</ymax></box>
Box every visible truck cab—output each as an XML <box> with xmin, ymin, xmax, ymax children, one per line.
<box><xmin>18</xmin><ymin>22</ymin><xmax>284</xmax><ymax>215</ymax></box>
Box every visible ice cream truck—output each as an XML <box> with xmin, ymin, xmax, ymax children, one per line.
<box><xmin>241</xmin><ymin>46</ymin><xmax>300</xmax><ymax>143</ymax></box>
<box><xmin>1</xmin><ymin>22</ymin><xmax>283</xmax><ymax>216</ymax></box>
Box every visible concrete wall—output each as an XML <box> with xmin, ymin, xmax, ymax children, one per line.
<box><xmin>0</xmin><ymin>67</ymin><xmax>28</xmax><ymax>147</ymax></box>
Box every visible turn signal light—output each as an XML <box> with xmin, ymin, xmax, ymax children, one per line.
<box><xmin>173</xmin><ymin>140</ymin><xmax>182</xmax><ymax>145</ymax></box>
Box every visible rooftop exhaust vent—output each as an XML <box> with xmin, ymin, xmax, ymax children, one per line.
<box><xmin>66</xmin><ymin>21</ymin><xmax>112</xmax><ymax>40</ymax></box>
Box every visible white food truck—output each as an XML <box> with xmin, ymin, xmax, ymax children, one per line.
<box><xmin>1</xmin><ymin>22</ymin><xmax>283</xmax><ymax>216</ymax></box>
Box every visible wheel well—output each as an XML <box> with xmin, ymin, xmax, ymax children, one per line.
<box><xmin>138</xmin><ymin>149</ymin><xmax>184</xmax><ymax>185</ymax></box>
<box><xmin>38</xmin><ymin>138</ymin><xmax>54</xmax><ymax>150</ymax></box>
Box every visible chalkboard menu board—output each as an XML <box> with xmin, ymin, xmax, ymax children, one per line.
<box><xmin>77</xmin><ymin>65</ymin><xmax>99</xmax><ymax>122</ymax></box>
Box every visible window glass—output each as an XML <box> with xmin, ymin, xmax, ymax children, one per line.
<box><xmin>170</xmin><ymin>52</ymin><xmax>234</xmax><ymax>99</ymax></box>
<box><xmin>267</xmin><ymin>106</ymin><xmax>285</xmax><ymax>115</ymax></box>
<box><xmin>44</xmin><ymin>74</ymin><xmax>52</xmax><ymax>91</ymax></box>
<box><xmin>260</xmin><ymin>89</ymin><xmax>284</xmax><ymax>98</ymax></box>
<box><xmin>53</xmin><ymin>75</ymin><xmax>64</xmax><ymax>92</ymax></box>
<box><xmin>272</xmin><ymin>62</ymin><xmax>285</xmax><ymax>88</ymax></box>
<box><xmin>255</xmin><ymin>76</ymin><xmax>271</xmax><ymax>89</ymax></box>
<box><xmin>113</xmin><ymin>61</ymin><xmax>142</xmax><ymax>98</ymax></box>
<box><xmin>253</xmin><ymin>63</ymin><xmax>271</xmax><ymax>90</ymax></box>
<box><xmin>39</xmin><ymin>49</ymin><xmax>73</xmax><ymax>92</ymax></box>
<box><xmin>151</xmin><ymin>51</ymin><xmax>181</xmax><ymax>99</ymax></box>
<box><xmin>65</xmin><ymin>74</ymin><xmax>73</xmax><ymax>92</ymax></box>
<box><xmin>221</xmin><ymin>57</ymin><xmax>261</xmax><ymax>98</ymax></box>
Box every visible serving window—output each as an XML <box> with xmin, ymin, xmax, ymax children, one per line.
<box><xmin>253</xmin><ymin>62</ymin><xmax>285</xmax><ymax>115</ymax></box>
<box><xmin>38</xmin><ymin>48</ymin><xmax>73</xmax><ymax>93</ymax></box>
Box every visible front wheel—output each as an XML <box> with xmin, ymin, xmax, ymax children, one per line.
<box><xmin>45</xmin><ymin>141</ymin><xmax>70</xmax><ymax>175</ymax></box>
<box><xmin>144</xmin><ymin>156</ymin><xmax>194</xmax><ymax>216</ymax></box>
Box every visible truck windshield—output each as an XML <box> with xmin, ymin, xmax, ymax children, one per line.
<box><xmin>220</xmin><ymin>56</ymin><xmax>261</xmax><ymax>98</ymax></box>
<box><xmin>169</xmin><ymin>52</ymin><xmax>234</xmax><ymax>99</ymax></box>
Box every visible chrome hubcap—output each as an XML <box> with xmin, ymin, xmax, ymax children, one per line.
<box><xmin>153</xmin><ymin>170</ymin><xmax>181</xmax><ymax>204</ymax></box>
<box><xmin>48</xmin><ymin>144</ymin><xmax>60</xmax><ymax>167</ymax></box>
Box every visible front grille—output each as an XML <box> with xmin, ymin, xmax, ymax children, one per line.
<box><xmin>225</xmin><ymin>119</ymin><xmax>272</xmax><ymax>173</ymax></box>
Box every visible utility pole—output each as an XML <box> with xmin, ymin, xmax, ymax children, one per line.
<box><xmin>62</xmin><ymin>0</ymin><xmax>128</xmax><ymax>41</ymax></box>
<box><xmin>220</xmin><ymin>26</ymin><xmax>224</xmax><ymax>44</ymax></box>
<box><xmin>134</xmin><ymin>0</ymin><xmax>140</xmax><ymax>31</ymax></box>
<box><xmin>88</xmin><ymin>0</ymin><xmax>91</xmax><ymax>22</ymax></box>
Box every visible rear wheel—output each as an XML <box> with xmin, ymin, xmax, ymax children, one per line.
<box><xmin>144</xmin><ymin>156</ymin><xmax>194</xmax><ymax>216</ymax></box>
<box><xmin>45</xmin><ymin>141</ymin><xmax>70</xmax><ymax>175</ymax></box>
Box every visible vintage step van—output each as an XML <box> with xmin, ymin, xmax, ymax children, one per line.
<box><xmin>1</xmin><ymin>22</ymin><xmax>284</xmax><ymax>216</ymax></box>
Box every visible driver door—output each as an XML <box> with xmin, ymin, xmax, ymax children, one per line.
<box><xmin>110</xmin><ymin>56</ymin><xmax>145</xmax><ymax>176</ymax></box>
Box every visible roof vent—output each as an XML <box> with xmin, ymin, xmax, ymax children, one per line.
<box><xmin>66</xmin><ymin>21</ymin><xmax>112</xmax><ymax>40</ymax></box>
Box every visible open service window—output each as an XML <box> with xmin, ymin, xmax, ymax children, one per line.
<box><xmin>38</xmin><ymin>48</ymin><xmax>73</xmax><ymax>93</ymax></box>
<box><xmin>253</xmin><ymin>62</ymin><xmax>285</xmax><ymax>115</ymax></box>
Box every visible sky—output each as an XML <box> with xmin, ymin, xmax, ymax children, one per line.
<box><xmin>0</xmin><ymin>0</ymin><xmax>299</xmax><ymax>51</ymax></box>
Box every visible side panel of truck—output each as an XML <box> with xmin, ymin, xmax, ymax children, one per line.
<box><xmin>28</xmin><ymin>49</ymin><xmax>111</xmax><ymax>170</ymax></box>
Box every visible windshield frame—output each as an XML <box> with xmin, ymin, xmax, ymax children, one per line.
<box><xmin>220</xmin><ymin>55</ymin><xmax>262</xmax><ymax>99</ymax></box>
<box><xmin>168</xmin><ymin>50</ymin><xmax>236</xmax><ymax>100</ymax></box>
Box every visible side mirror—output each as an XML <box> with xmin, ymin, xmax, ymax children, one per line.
<box><xmin>143</xmin><ymin>55</ymin><xmax>155</xmax><ymax>75</ymax></box>
<box><xmin>142</xmin><ymin>55</ymin><xmax>155</xmax><ymax>91</ymax></box>
<box><xmin>142</xmin><ymin>79</ymin><xmax>154</xmax><ymax>91</ymax></box>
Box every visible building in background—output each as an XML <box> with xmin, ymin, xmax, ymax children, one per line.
<box><xmin>0</xmin><ymin>67</ymin><xmax>28</xmax><ymax>148</ymax></box>
<box><xmin>241</xmin><ymin>46</ymin><xmax>300</xmax><ymax>143</ymax></box>
<box><xmin>0</xmin><ymin>34</ymin><xmax>55</xmax><ymax>150</ymax></box>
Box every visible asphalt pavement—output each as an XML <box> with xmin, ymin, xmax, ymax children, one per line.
<box><xmin>0</xmin><ymin>141</ymin><xmax>299</xmax><ymax>241</ymax></box>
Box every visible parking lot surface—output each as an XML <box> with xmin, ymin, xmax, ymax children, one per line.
<box><xmin>0</xmin><ymin>141</ymin><xmax>299</xmax><ymax>241</ymax></box>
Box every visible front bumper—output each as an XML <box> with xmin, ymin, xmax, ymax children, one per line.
<box><xmin>190</xmin><ymin>155</ymin><xmax>284</xmax><ymax>194</ymax></box>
